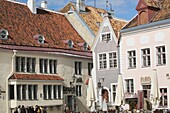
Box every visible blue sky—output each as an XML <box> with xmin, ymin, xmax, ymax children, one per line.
<box><xmin>18</xmin><ymin>0</ymin><xmax>139</xmax><ymax>20</ymax></box>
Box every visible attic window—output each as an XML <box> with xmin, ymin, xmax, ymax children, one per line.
<box><xmin>101</xmin><ymin>33</ymin><xmax>111</xmax><ymax>42</ymax></box>
<box><xmin>0</xmin><ymin>29</ymin><xmax>8</xmax><ymax>40</ymax></box>
<box><xmin>38</xmin><ymin>35</ymin><xmax>45</xmax><ymax>44</ymax></box>
<box><xmin>83</xmin><ymin>42</ymin><xmax>88</xmax><ymax>50</ymax></box>
<box><xmin>68</xmin><ymin>40</ymin><xmax>73</xmax><ymax>48</ymax></box>
<box><xmin>96</xmin><ymin>22</ymin><xmax>100</xmax><ymax>27</ymax></box>
<box><xmin>33</xmin><ymin>34</ymin><xmax>45</xmax><ymax>44</ymax></box>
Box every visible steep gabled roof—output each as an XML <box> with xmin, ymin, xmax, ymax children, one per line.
<box><xmin>0</xmin><ymin>0</ymin><xmax>91</xmax><ymax>55</ymax></box>
<box><xmin>124</xmin><ymin>0</ymin><xmax>170</xmax><ymax>29</ymax></box>
<box><xmin>60</xmin><ymin>2</ymin><xmax>127</xmax><ymax>37</ymax></box>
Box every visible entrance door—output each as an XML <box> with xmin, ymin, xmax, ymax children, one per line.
<box><xmin>142</xmin><ymin>85</ymin><xmax>151</xmax><ymax>100</ymax></box>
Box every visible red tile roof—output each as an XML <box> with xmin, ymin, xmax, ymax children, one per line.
<box><xmin>9</xmin><ymin>73</ymin><xmax>64</xmax><ymax>81</ymax></box>
<box><xmin>60</xmin><ymin>2</ymin><xmax>127</xmax><ymax>38</ymax></box>
<box><xmin>124</xmin><ymin>0</ymin><xmax>170</xmax><ymax>29</ymax></box>
<box><xmin>0</xmin><ymin>0</ymin><xmax>91</xmax><ymax>55</ymax></box>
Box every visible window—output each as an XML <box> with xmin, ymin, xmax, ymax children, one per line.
<box><xmin>58</xmin><ymin>85</ymin><xmax>62</xmax><ymax>99</ymax></box>
<box><xmin>109</xmin><ymin>52</ymin><xmax>117</xmax><ymax>68</ymax></box>
<box><xmin>141</xmin><ymin>48</ymin><xmax>151</xmax><ymax>67</ymax></box>
<box><xmin>125</xmin><ymin>79</ymin><xmax>134</xmax><ymax>93</ymax></box>
<box><xmin>17</xmin><ymin>85</ymin><xmax>26</xmax><ymax>100</ymax></box>
<box><xmin>9</xmin><ymin>85</ymin><xmax>15</xmax><ymax>100</ymax></box>
<box><xmin>76</xmin><ymin>85</ymin><xmax>82</xmax><ymax>97</ymax></box>
<box><xmin>128</xmin><ymin>50</ymin><xmax>136</xmax><ymax>68</ymax></box>
<box><xmin>75</xmin><ymin>62</ymin><xmax>82</xmax><ymax>75</ymax></box>
<box><xmin>111</xmin><ymin>84</ymin><xmax>117</xmax><ymax>103</ymax></box>
<box><xmin>156</xmin><ymin>46</ymin><xmax>166</xmax><ymax>65</ymax></box>
<box><xmin>88</xmin><ymin>63</ymin><xmax>93</xmax><ymax>76</ymax></box>
<box><xmin>142</xmin><ymin>85</ymin><xmax>151</xmax><ymax>100</ymax></box>
<box><xmin>38</xmin><ymin>35</ymin><xmax>45</xmax><ymax>44</ymax></box>
<box><xmin>39</xmin><ymin>59</ymin><xmax>48</xmax><ymax>73</ymax></box>
<box><xmin>49</xmin><ymin>60</ymin><xmax>57</xmax><ymax>74</ymax></box>
<box><xmin>159</xmin><ymin>88</ymin><xmax>168</xmax><ymax>107</ymax></box>
<box><xmin>43</xmin><ymin>85</ymin><xmax>52</xmax><ymax>100</ymax></box>
<box><xmin>99</xmin><ymin>53</ymin><xmax>107</xmax><ymax>69</ymax></box>
<box><xmin>101</xmin><ymin>33</ymin><xmax>111</xmax><ymax>42</ymax></box>
<box><xmin>16</xmin><ymin>57</ymin><xmax>36</xmax><ymax>73</ymax></box>
<box><xmin>68</xmin><ymin>40</ymin><xmax>73</xmax><ymax>48</ymax></box>
<box><xmin>0</xmin><ymin>29</ymin><xmax>8</xmax><ymax>39</ymax></box>
<box><xmin>28</xmin><ymin>85</ymin><xmax>37</xmax><ymax>100</ymax></box>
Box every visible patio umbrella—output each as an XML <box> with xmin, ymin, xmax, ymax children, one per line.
<box><xmin>86</xmin><ymin>77</ymin><xmax>96</xmax><ymax>109</ymax></box>
<box><xmin>150</xmin><ymin>69</ymin><xmax>160</xmax><ymax>111</ymax></box>
<box><xmin>115</xmin><ymin>74</ymin><xmax>125</xmax><ymax>106</ymax></box>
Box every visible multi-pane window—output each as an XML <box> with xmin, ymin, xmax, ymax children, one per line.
<box><xmin>76</xmin><ymin>85</ymin><xmax>82</xmax><ymax>97</ymax></box>
<box><xmin>40</xmin><ymin>59</ymin><xmax>57</xmax><ymax>74</ymax></box>
<box><xmin>109</xmin><ymin>52</ymin><xmax>117</xmax><ymax>68</ymax></box>
<box><xmin>125</xmin><ymin>79</ymin><xmax>134</xmax><ymax>93</ymax></box>
<box><xmin>40</xmin><ymin>59</ymin><xmax>48</xmax><ymax>73</ymax></box>
<box><xmin>16</xmin><ymin>57</ymin><xmax>36</xmax><ymax>73</ymax></box>
<box><xmin>128</xmin><ymin>51</ymin><xmax>136</xmax><ymax>68</ymax></box>
<box><xmin>101</xmin><ymin>33</ymin><xmax>111</xmax><ymax>42</ymax></box>
<box><xmin>9</xmin><ymin>85</ymin><xmax>15</xmax><ymax>100</ymax></box>
<box><xmin>99</xmin><ymin>53</ymin><xmax>107</xmax><ymax>69</ymax></box>
<box><xmin>88</xmin><ymin>63</ymin><xmax>93</xmax><ymax>76</ymax></box>
<box><xmin>159</xmin><ymin>88</ymin><xmax>168</xmax><ymax>107</ymax></box>
<box><xmin>44</xmin><ymin>85</ymin><xmax>62</xmax><ymax>100</ymax></box>
<box><xmin>142</xmin><ymin>85</ymin><xmax>151</xmax><ymax>100</ymax></box>
<box><xmin>49</xmin><ymin>60</ymin><xmax>57</xmax><ymax>74</ymax></box>
<box><xmin>75</xmin><ymin>62</ymin><xmax>82</xmax><ymax>75</ymax></box>
<box><xmin>28</xmin><ymin>85</ymin><xmax>37</xmax><ymax>100</ymax></box>
<box><xmin>112</xmin><ymin>84</ymin><xmax>117</xmax><ymax>103</ymax></box>
<box><xmin>156</xmin><ymin>46</ymin><xmax>166</xmax><ymax>65</ymax></box>
<box><xmin>141</xmin><ymin>48</ymin><xmax>151</xmax><ymax>67</ymax></box>
<box><xmin>17</xmin><ymin>85</ymin><xmax>27</xmax><ymax>100</ymax></box>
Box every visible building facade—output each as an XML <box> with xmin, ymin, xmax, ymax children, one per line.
<box><xmin>0</xmin><ymin>0</ymin><xmax>92</xmax><ymax>112</ymax></box>
<box><xmin>120</xmin><ymin>0</ymin><xmax>170</xmax><ymax>111</ymax></box>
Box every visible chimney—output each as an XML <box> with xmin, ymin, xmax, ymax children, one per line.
<box><xmin>27</xmin><ymin>0</ymin><xmax>36</xmax><ymax>14</ymax></box>
<box><xmin>76</xmin><ymin>0</ymin><xmax>85</xmax><ymax>12</ymax></box>
<box><xmin>136</xmin><ymin>0</ymin><xmax>160</xmax><ymax>25</ymax></box>
<box><xmin>41</xmin><ymin>1</ymin><xmax>47</xmax><ymax>9</ymax></box>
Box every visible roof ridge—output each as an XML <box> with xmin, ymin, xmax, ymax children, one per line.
<box><xmin>112</xmin><ymin>17</ymin><xmax>128</xmax><ymax>22</ymax></box>
<box><xmin>6</xmin><ymin>0</ymin><xmax>26</xmax><ymax>5</ymax></box>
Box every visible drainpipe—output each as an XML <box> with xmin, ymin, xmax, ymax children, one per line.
<box><xmin>117</xmin><ymin>34</ymin><xmax>121</xmax><ymax>75</ymax></box>
<box><xmin>6</xmin><ymin>50</ymin><xmax>17</xmax><ymax>113</ymax></box>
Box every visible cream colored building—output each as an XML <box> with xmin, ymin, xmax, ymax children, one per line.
<box><xmin>0</xmin><ymin>0</ymin><xmax>92</xmax><ymax>113</ymax></box>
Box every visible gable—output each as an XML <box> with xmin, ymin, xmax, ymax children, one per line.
<box><xmin>136</xmin><ymin>0</ymin><xmax>147</xmax><ymax>10</ymax></box>
<box><xmin>101</xmin><ymin>25</ymin><xmax>110</xmax><ymax>33</ymax></box>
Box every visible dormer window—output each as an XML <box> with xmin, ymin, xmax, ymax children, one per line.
<box><xmin>83</xmin><ymin>42</ymin><xmax>88</xmax><ymax>50</ymax></box>
<box><xmin>33</xmin><ymin>34</ymin><xmax>45</xmax><ymax>44</ymax></box>
<box><xmin>68</xmin><ymin>40</ymin><xmax>73</xmax><ymax>48</ymax></box>
<box><xmin>0</xmin><ymin>29</ymin><xmax>8</xmax><ymax>40</ymax></box>
<box><xmin>101</xmin><ymin>33</ymin><xmax>111</xmax><ymax>42</ymax></box>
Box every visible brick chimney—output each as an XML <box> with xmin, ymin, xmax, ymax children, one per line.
<box><xmin>136</xmin><ymin>0</ymin><xmax>160</xmax><ymax>25</ymax></box>
<box><xmin>27</xmin><ymin>0</ymin><xmax>36</xmax><ymax>14</ymax></box>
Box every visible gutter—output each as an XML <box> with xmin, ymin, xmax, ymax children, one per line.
<box><xmin>121</xmin><ymin>19</ymin><xmax>170</xmax><ymax>34</ymax></box>
<box><xmin>6</xmin><ymin>50</ymin><xmax>17</xmax><ymax>113</ymax></box>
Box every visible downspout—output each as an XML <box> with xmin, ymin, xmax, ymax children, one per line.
<box><xmin>117</xmin><ymin>34</ymin><xmax>121</xmax><ymax>75</ymax></box>
<box><xmin>6</xmin><ymin>50</ymin><xmax>17</xmax><ymax>113</ymax></box>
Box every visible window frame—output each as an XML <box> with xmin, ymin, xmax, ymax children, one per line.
<box><xmin>98</xmin><ymin>53</ymin><xmax>107</xmax><ymax>70</ymax></box>
<box><xmin>88</xmin><ymin>62</ymin><xmax>93</xmax><ymax>76</ymax></box>
<box><xmin>125</xmin><ymin>79</ymin><xmax>134</xmax><ymax>94</ymax></box>
<box><xmin>127</xmin><ymin>50</ymin><xmax>136</xmax><ymax>69</ymax></box>
<box><xmin>109</xmin><ymin>52</ymin><xmax>117</xmax><ymax>69</ymax></box>
<box><xmin>100</xmin><ymin>32</ymin><xmax>112</xmax><ymax>42</ymax></box>
<box><xmin>156</xmin><ymin>45</ymin><xmax>166</xmax><ymax>66</ymax></box>
<box><xmin>75</xmin><ymin>61</ymin><xmax>82</xmax><ymax>75</ymax></box>
<box><xmin>141</xmin><ymin>48</ymin><xmax>151</xmax><ymax>67</ymax></box>
<box><xmin>159</xmin><ymin>88</ymin><xmax>168</xmax><ymax>108</ymax></box>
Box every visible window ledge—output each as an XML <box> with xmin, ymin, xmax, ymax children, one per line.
<box><xmin>156</xmin><ymin>64</ymin><xmax>166</xmax><ymax>67</ymax></box>
<box><xmin>127</xmin><ymin>67</ymin><xmax>136</xmax><ymax>70</ymax></box>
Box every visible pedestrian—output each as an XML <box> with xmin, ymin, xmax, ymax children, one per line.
<box><xmin>18</xmin><ymin>105</ymin><xmax>21</xmax><ymax>113</ymax></box>
<box><xmin>14</xmin><ymin>107</ymin><xmax>18</xmax><ymax>113</ymax></box>
<box><xmin>21</xmin><ymin>105</ymin><xmax>26</xmax><ymax>113</ymax></box>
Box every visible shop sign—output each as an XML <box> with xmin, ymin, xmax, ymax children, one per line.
<box><xmin>140</xmin><ymin>76</ymin><xmax>151</xmax><ymax>84</ymax></box>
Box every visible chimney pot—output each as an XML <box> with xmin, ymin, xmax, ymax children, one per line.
<box><xmin>41</xmin><ymin>1</ymin><xmax>47</xmax><ymax>9</ymax></box>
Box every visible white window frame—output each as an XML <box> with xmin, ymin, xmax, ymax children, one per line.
<box><xmin>127</xmin><ymin>50</ymin><xmax>136</xmax><ymax>68</ymax></box>
<box><xmin>109</xmin><ymin>52</ymin><xmax>117</xmax><ymax>69</ymax></box>
<box><xmin>100</xmin><ymin>32</ymin><xmax>112</xmax><ymax>42</ymax></box>
<box><xmin>141</xmin><ymin>48</ymin><xmax>151</xmax><ymax>67</ymax></box>
<box><xmin>16</xmin><ymin>56</ymin><xmax>36</xmax><ymax>73</ymax></box>
<box><xmin>28</xmin><ymin>85</ymin><xmax>37</xmax><ymax>100</ymax></box>
<box><xmin>159</xmin><ymin>87</ymin><xmax>168</xmax><ymax>108</ymax></box>
<box><xmin>76</xmin><ymin>85</ymin><xmax>82</xmax><ymax>97</ymax></box>
<box><xmin>49</xmin><ymin>59</ymin><xmax>57</xmax><ymax>74</ymax></box>
<box><xmin>125</xmin><ymin>79</ymin><xmax>134</xmax><ymax>94</ymax></box>
<box><xmin>110</xmin><ymin>83</ymin><xmax>117</xmax><ymax>105</ymax></box>
<box><xmin>156</xmin><ymin>45</ymin><xmax>166</xmax><ymax>65</ymax></box>
<box><xmin>75</xmin><ymin>61</ymin><xmax>82</xmax><ymax>75</ymax></box>
<box><xmin>98</xmin><ymin>53</ymin><xmax>107</xmax><ymax>70</ymax></box>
